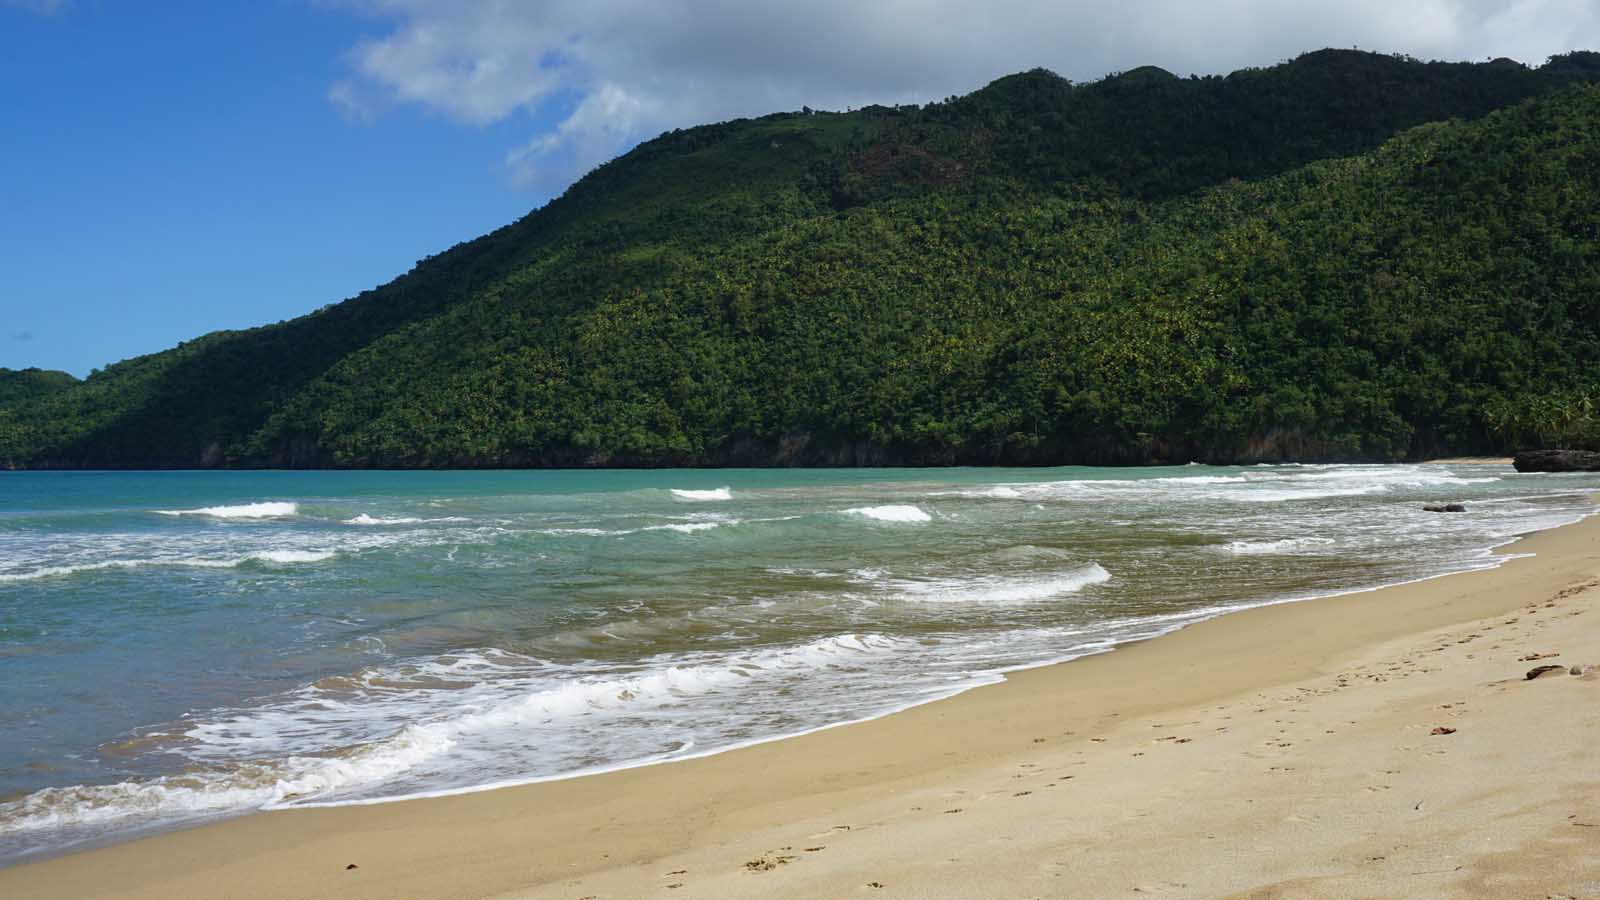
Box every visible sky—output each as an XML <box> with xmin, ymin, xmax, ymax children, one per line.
<box><xmin>3</xmin><ymin>1</ymin><xmax>1598</xmax><ymax>377</ymax></box>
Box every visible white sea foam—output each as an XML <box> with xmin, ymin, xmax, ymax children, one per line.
<box><xmin>0</xmin><ymin>561</ymin><xmax>135</xmax><ymax>582</ymax></box>
<box><xmin>536</xmin><ymin>527</ymin><xmax>628</xmax><ymax>537</ymax></box>
<box><xmin>671</xmin><ymin>487</ymin><xmax>732</xmax><ymax>502</ymax></box>
<box><xmin>845</xmin><ymin>505</ymin><xmax>932</xmax><ymax>523</ymax></box>
<box><xmin>0</xmin><ymin>550</ymin><xmax>336</xmax><ymax>582</ymax></box>
<box><xmin>875</xmin><ymin>564</ymin><xmax>1112</xmax><ymax>604</ymax></box>
<box><xmin>250</xmin><ymin>550</ymin><xmax>337</xmax><ymax>564</ymax></box>
<box><xmin>536</xmin><ymin>519</ymin><xmax>738</xmax><ymax>537</ymax></box>
<box><xmin>1219</xmin><ymin>537</ymin><xmax>1337</xmax><ymax>555</ymax></box>
<box><xmin>961</xmin><ymin>485</ymin><xmax>1024</xmax><ymax>499</ymax></box>
<box><xmin>642</xmin><ymin>521</ymin><xmax>728</xmax><ymax>534</ymax></box>
<box><xmin>344</xmin><ymin>514</ymin><xmax>471</xmax><ymax>526</ymax></box>
<box><xmin>1151</xmin><ymin>475</ymin><xmax>1251</xmax><ymax>485</ymax></box>
<box><xmin>1227</xmin><ymin>485</ymin><xmax>1390</xmax><ymax>502</ymax></box>
<box><xmin>968</xmin><ymin>465</ymin><xmax>1502</xmax><ymax>505</ymax></box>
<box><xmin>0</xmin><ymin>725</ymin><xmax>455</xmax><ymax>835</ymax></box>
<box><xmin>0</xmin><ymin>634</ymin><xmax>919</xmax><ymax>836</ymax></box>
<box><xmin>155</xmin><ymin>502</ymin><xmax>299</xmax><ymax>519</ymax></box>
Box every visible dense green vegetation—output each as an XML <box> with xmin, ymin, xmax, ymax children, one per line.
<box><xmin>0</xmin><ymin>369</ymin><xmax>78</xmax><ymax>462</ymax></box>
<box><xmin>0</xmin><ymin>368</ymin><xmax>78</xmax><ymax>407</ymax></box>
<box><xmin>5</xmin><ymin>49</ymin><xmax>1600</xmax><ymax>468</ymax></box>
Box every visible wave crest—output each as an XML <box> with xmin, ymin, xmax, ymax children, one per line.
<box><xmin>869</xmin><ymin>563</ymin><xmax>1113</xmax><ymax>604</ymax></box>
<box><xmin>1219</xmin><ymin>537</ymin><xmax>1337</xmax><ymax>555</ymax></box>
<box><xmin>845</xmin><ymin>505</ymin><xmax>931</xmax><ymax>523</ymax></box>
<box><xmin>0</xmin><ymin>550</ymin><xmax>335</xmax><ymax>582</ymax></box>
<box><xmin>343</xmin><ymin>514</ymin><xmax>471</xmax><ymax>526</ymax></box>
<box><xmin>670</xmin><ymin>487</ymin><xmax>732</xmax><ymax>502</ymax></box>
<box><xmin>155</xmin><ymin>502</ymin><xmax>299</xmax><ymax>519</ymax></box>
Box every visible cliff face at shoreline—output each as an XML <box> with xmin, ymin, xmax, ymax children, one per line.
<box><xmin>4</xmin><ymin>50</ymin><xmax>1600</xmax><ymax>470</ymax></box>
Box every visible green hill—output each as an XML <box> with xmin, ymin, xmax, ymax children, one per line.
<box><xmin>5</xmin><ymin>49</ymin><xmax>1600</xmax><ymax>468</ymax></box>
<box><xmin>0</xmin><ymin>368</ymin><xmax>78</xmax><ymax>407</ymax></box>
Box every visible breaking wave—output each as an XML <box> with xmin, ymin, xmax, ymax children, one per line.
<box><xmin>1218</xmin><ymin>537</ymin><xmax>1338</xmax><ymax>555</ymax></box>
<box><xmin>868</xmin><ymin>563</ymin><xmax>1113</xmax><ymax>604</ymax></box>
<box><xmin>0</xmin><ymin>634</ymin><xmax>918</xmax><ymax>837</ymax></box>
<box><xmin>154</xmin><ymin>502</ymin><xmax>299</xmax><ymax>519</ymax></box>
<box><xmin>670</xmin><ymin>487</ymin><xmax>732</xmax><ymax>502</ymax></box>
<box><xmin>343</xmin><ymin>514</ymin><xmax>471</xmax><ymax>526</ymax></box>
<box><xmin>845</xmin><ymin>505</ymin><xmax>932</xmax><ymax>523</ymax></box>
<box><xmin>0</xmin><ymin>550</ymin><xmax>336</xmax><ymax>582</ymax></box>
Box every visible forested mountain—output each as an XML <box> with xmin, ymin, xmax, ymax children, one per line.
<box><xmin>0</xmin><ymin>369</ymin><xmax>78</xmax><ymax>408</ymax></box>
<box><xmin>4</xmin><ymin>49</ymin><xmax>1600</xmax><ymax>468</ymax></box>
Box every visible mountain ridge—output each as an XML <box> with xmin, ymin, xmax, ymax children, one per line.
<box><xmin>4</xmin><ymin>49</ymin><xmax>1600</xmax><ymax>469</ymax></box>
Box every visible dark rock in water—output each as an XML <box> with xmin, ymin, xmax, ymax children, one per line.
<box><xmin>1513</xmin><ymin>449</ymin><xmax>1600</xmax><ymax>472</ymax></box>
<box><xmin>1526</xmin><ymin>664</ymin><xmax>1567</xmax><ymax>680</ymax></box>
<box><xmin>1423</xmin><ymin>503</ymin><xmax>1467</xmax><ymax>513</ymax></box>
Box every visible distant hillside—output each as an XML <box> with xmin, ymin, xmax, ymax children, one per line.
<box><xmin>4</xmin><ymin>49</ymin><xmax>1599</xmax><ymax>468</ymax></box>
<box><xmin>0</xmin><ymin>368</ymin><xmax>78</xmax><ymax>407</ymax></box>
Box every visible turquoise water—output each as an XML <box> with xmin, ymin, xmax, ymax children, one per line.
<box><xmin>1</xmin><ymin>465</ymin><xmax>1596</xmax><ymax>862</ymax></box>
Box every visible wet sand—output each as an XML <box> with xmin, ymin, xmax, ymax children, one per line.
<box><xmin>4</xmin><ymin>508</ymin><xmax>1598</xmax><ymax>899</ymax></box>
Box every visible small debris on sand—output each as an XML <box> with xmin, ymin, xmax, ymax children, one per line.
<box><xmin>1430</xmin><ymin>726</ymin><xmax>1457</xmax><ymax>735</ymax></box>
<box><xmin>743</xmin><ymin>854</ymin><xmax>796</xmax><ymax>872</ymax></box>
<box><xmin>1526</xmin><ymin>664</ymin><xmax>1566</xmax><ymax>680</ymax></box>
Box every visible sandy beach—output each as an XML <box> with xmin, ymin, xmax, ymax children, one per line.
<box><xmin>5</xmin><ymin>507</ymin><xmax>1597</xmax><ymax>899</ymax></box>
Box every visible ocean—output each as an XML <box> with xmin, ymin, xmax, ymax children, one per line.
<box><xmin>1</xmin><ymin>464</ymin><xmax>1596</xmax><ymax>863</ymax></box>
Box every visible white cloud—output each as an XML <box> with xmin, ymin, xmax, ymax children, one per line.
<box><xmin>329</xmin><ymin>0</ymin><xmax>1600</xmax><ymax>192</ymax></box>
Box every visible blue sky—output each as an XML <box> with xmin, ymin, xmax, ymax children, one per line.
<box><xmin>4</xmin><ymin>0</ymin><xmax>1596</xmax><ymax>377</ymax></box>
<box><xmin>2</xmin><ymin>2</ymin><xmax>551</xmax><ymax>376</ymax></box>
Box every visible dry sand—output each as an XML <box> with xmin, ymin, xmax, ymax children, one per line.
<box><xmin>5</xmin><ymin>509</ymin><xmax>1598</xmax><ymax>900</ymax></box>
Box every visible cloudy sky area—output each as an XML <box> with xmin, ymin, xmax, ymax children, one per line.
<box><xmin>334</xmin><ymin>0</ymin><xmax>1600</xmax><ymax>191</ymax></box>
<box><xmin>2</xmin><ymin>0</ymin><xmax>1597</xmax><ymax>374</ymax></box>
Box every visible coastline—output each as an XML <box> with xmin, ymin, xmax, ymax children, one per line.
<box><xmin>4</xmin><ymin>507</ymin><xmax>1598</xmax><ymax>899</ymax></box>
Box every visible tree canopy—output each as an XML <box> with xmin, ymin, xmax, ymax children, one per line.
<box><xmin>5</xmin><ymin>49</ymin><xmax>1599</xmax><ymax>468</ymax></box>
